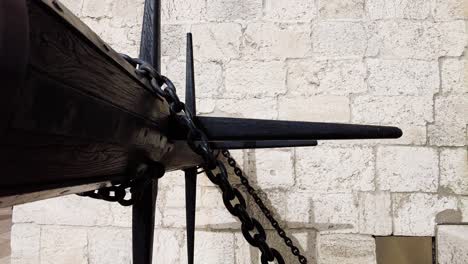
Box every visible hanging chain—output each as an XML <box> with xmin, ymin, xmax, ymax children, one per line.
<box><xmin>222</xmin><ymin>150</ymin><xmax>308</xmax><ymax>263</ymax></box>
<box><xmin>121</xmin><ymin>54</ymin><xmax>307</xmax><ymax>263</ymax></box>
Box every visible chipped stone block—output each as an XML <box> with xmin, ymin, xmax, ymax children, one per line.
<box><xmin>88</xmin><ymin>227</ymin><xmax>131</xmax><ymax>264</ymax></box>
<box><xmin>82</xmin><ymin>0</ymin><xmax>112</xmax><ymax>18</ymax></box>
<box><xmin>358</xmin><ymin>192</ymin><xmax>392</xmax><ymax>235</ymax></box>
<box><xmin>205</xmin><ymin>0</ymin><xmax>262</xmax><ymax>21</ymax></box>
<box><xmin>161</xmin><ymin>24</ymin><xmax>191</xmax><ymax>58</ymax></box>
<box><xmin>60</xmin><ymin>0</ymin><xmax>84</xmax><ymax>16</ymax></box>
<box><xmin>366</xmin><ymin>0</ymin><xmax>432</xmax><ymax>20</ymax></box>
<box><xmin>377</xmin><ymin>146</ymin><xmax>438</xmax><ymax>192</ymax></box>
<box><xmin>40</xmin><ymin>226</ymin><xmax>88</xmax><ymax>264</ymax></box>
<box><xmin>461</xmin><ymin>197</ymin><xmax>468</xmax><ymax>222</ymax></box>
<box><xmin>10</xmin><ymin>224</ymin><xmax>40</xmax><ymax>264</ymax></box>
<box><xmin>317</xmin><ymin>234</ymin><xmax>376</xmax><ymax>264</ymax></box>
<box><xmin>109</xmin><ymin>0</ymin><xmax>145</xmax><ymax>27</ymax></box>
<box><xmin>318</xmin><ymin>0</ymin><xmax>365</xmax><ymax>19</ymax></box>
<box><xmin>352</xmin><ymin>95</ymin><xmax>433</xmax><ymax>125</ymax></box>
<box><xmin>312</xmin><ymin>22</ymin><xmax>367</xmax><ymax>59</ymax></box>
<box><xmin>440</xmin><ymin>57</ymin><xmax>467</xmax><ymax>94</ymax></box>
<box><xmin>367</xmin><ymin>59</ymin><xmax>439</xmax><ymax>95</ymax></box>
<box><xmin>437</xmin><ymin>225</ymin><xmax>468</xmax><ymax>264</ymax></box>
<box><xmin>243</xmin><ymin>22</ymin><xmax>311</xmax><ymax>60</ymax></box>
<box><xmin>162</xmin><ymin>0</ymin><xmax>206</xmax><ymax>22</ymax></box>
<box><xmin>13</xmin><ymin>195</ymin><xmax>113</xmax><ymax>226</ymax></box>
<box><xmin>225</xmin><ymin>60</ymin><xmax>285</xmax><ymax>98</ymax></box>
<box><xmin>254</xmin><ymin>149</ymin><xmax>294</xmax><ymax>189</ymax></box>
<box><xmin>286</xmin><ymin>192</ymin><xmax>359</xmax><ymax>233</ymax></box>
<box><xmin>367</xmin><ymin>21</ymin><xmax>466</xmax><ymax>60</ymax></box>
<box><xmin>433</xmin><ymin>0</ymin><xmax>465</xmax><ymax>21</ymax></box>
<box><xmin>440</xmin><ymin>148</ymin><xmax>468</xmax><ymax>195</ymax></box>
<box><xmin>180</xmin><ymin>232</ymin><xmax>235</xmax><ymax>264</ymax></box>
<box><xmin>428</xmin><ymin>122</ymin><xmax>466</xmax><ymax>146</ymax></box>
<box><xmin>392</xmin><ymin>193</ymin><xmax>458</xmax><ymax>236</ymax></box>
<box><xmin>191</xmin><ymin>23</ymin><xmax>242</xmax><ymax>62</ymax></box>
<box><xmin>279</xmin><ymin>96</ymin><xmax>350</xmax><ymax>122</ymax></box>
<box><xmin>287</xmin><ymin>59</ymin><xmax>366</xmax><ymax>96</ymax></box>
<box><xmin>434</xmin><ymin>95</ymin><xmax>468</xmax><ymax>124</ymax></box>
<box><xmin>214</xmin><ymin>98</ymin><xmax>278</xmax><ymax>119</ymax></box>
<box><xmin>295</xmin><ymin>146</ymin><xmax>374</xmax><ymax>192</ymax></box>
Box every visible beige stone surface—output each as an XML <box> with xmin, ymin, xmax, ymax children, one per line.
<box><xmin>437</xmin><ymin>225</ymin><xmax>468</xmax><ymax>264</ymax></box>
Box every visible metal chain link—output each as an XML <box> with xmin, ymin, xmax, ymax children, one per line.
<box><xmin>122</xmin><ymin>54</ymin><xmax>308</xmax><ymax>263</ymax></box>
<box><xmin>222</xmin><ymin>150</ymin><xmax>308</xmax><ymax>263</ymax></box>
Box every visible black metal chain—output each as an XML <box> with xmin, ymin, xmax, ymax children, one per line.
<box><xmin>222</xmin><ymin>150</ymin><xmax>308</xmax><ymax>263</ymax></box>
<box><xmin>121</xmin><ymin>54</ymin><xmax>307</xmax><ymax>263</ymax></box>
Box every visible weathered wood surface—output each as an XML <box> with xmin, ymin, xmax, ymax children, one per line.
<box><xmin>0</xmin><ymin>0</ymin><xmax>189</xmax><ymax>205</ymax></box>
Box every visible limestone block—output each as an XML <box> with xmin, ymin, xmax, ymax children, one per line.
<box><xmin>428</xmin><ymin>122</ymin><xmax>466</xmax><ymax>146</ymax></box>
<box><xmin>367</xmin><ymin>20</ymin><xmax>466</xmax><ymax>60</ymax></box>
<box><xmin>286</xmin><ymin>192</ymin><xmax>359</xmax><ymax>233</ymax></box>
<box><xmin>214</xmin><ymin>98</ymin><xmax>278</xmax><ymax>119</ymax></box>
<box><xmin>366</xmin><ymin>0</ymin><xmax>432</xmax><ymax>20</ymax></box>
<box><xmin>437</xmin><ymin>225</ymin><xmax>468</xmax><ymax>264</ymax></box>
<box><xmin>13</xmin><ymin>195</ymin><xmax>113</xmax><ymax>226</ymax></box>
<box><xmin>287</xmin><ymin>59</ymin><xmax>366</xmax><ymax>96</ymax></box>
<box><xmin>312</xmin><ymin>22</ymin><xmax>367</xmax><ymax>59</ymax></box>
<box><xmin>153</xmin><ymin>229</ymin><xmax>184</xmax><ymax>264</ymax></box>
<box><xmin>358</xmin><ymin>192</ymin><xmax>392</xmax><ymax>235</ymax></box>
<box><xmin>367</xmin><ymin>59</ymin><xmax>439</xmax><ymax>95</ymax></box>
<box><xmin>295</xmin><ymin>146</ymin><xmax>374</xmax><ymax>192</ymax></box>
<box><xmin>60</xmin><ymin>0</ymin><xmax>84</xmax><ymax>16</ymax></box>
<box><xmin>461</xmin><ymin>197</ymin><xmax>468</xmax><ymax>222</ymax></box>
<box><xmin>205</xmin><ymin>0</ymin><xmax>262</xmax><ymax>21</ymax></box>
<box><xmin>180</xmin><ymin>231</ymin><xmax>235</xmax><ymax>264</ymax></box>
<box><xmin>318</xmin><ymin>0</ymin><xmax>365</xmax><ymax>19</ymax></box>
<box><xmin>191</xmin><ymin>23</ymin><xmax>242</xmax><ymax>62</ymax></box>
<box><xmin>440</xmin><ymin>148</ymin><xmax>468</xmax><ymax>195</ymax></box>
<box><xmin>225</xmin><ymin>60</ymin><xmax>286</xmax><ymax>98</ymax></box>
<box><xmin>434</xmin><ymin>95</ymin><xmax>468</xmax><ymax>124</ymax></box>
<box><xmin>161</xmin><ymin>24</ymin><xmax>191</xmax><ymax>58</ymax></box>
<box><xmin>317</xmin><ymin>234</ymin><xmax>376</xmax><ymax>264</ymax></box>
<box><xmin>10</xmin><ymin>224</ymin><xmax>40</xmax><ymax>264</ymax></box>
<box><xmin>440</xmin><ymin>57</ymin><xmax>467</xmax><ymax>94</ymax></box>
<box><xmin>433</xmin><ymin>0</ymin><xmax>465</xmax><ymax>21</ymax></box>
<box><xmin>377</xmin><ymin>146</ymin><xmax>438</xmax><ymax>192</ymax></box>
<box><xmin>162</xmin><ymin>0</ymin><xmax>206</xmax><ymax>22</ymax></box>
<box><xmin>88</xmin><ymin>227</ymin><xmax>131</xmax><ymax>264</ymax></box>
<box><xmin>109</xmin><ymin>0</ymin><xmax>145</xmax><ymax>27</ymax></box>
<box><xmin>165</xmin><ymin>59</ymin><xmax>222</xmax><ymax>98</ymax></box>
<box><xmin>243</xmin><ymin>22</ymin><xmax>311</xmax><ymax>60</ymax></box>
<box><xmin>392</xmin><ymin>193</ymin><xmax>458</xmax><ymax>236</ymax></box>
<box><xmin>264</xmin><ymin>0</ymin><xmax>317</xmax><ymax>21</ymax></box>
<box><xmin>278</xmin><ymin>96</ymin><xmax>350</xmax><ymax>122</ymax></box>
<box><xmin>253</xmin><ymin>149</ymin><xmax>294</xmax><ymax>189</ymax></box>
<box><xmin>352</xmin><ymin>95</ymin><xmax>433</xmax><ymax>125</ymax></box>
<box><xmin>40</xmin><ymin>226</ymin><xmax>88</xmax><ymax>264</ymax></box>
<box><xmin>82</xmin><ymin>0</ymin><xmax>112</xmax><ymax>18</ymax></box>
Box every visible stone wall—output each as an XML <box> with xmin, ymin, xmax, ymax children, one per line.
<box><xmin>11</xmin><ymin>0</ymin><xmax>468</xmax><ymax>263</ymax></box>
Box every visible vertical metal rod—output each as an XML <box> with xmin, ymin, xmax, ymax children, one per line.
<box><xmin>184</xmin><ymin>32</ymin><xmax>197</xmax><ymax>264</ymax></box>
<box><xmin>132</xmin><ymin>1</ymin><xmax>161</xmax><ymax>264</ymax></box>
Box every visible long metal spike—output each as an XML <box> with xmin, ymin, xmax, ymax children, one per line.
<box><xmin>132</xmin><ymin>1</ymin><xmax>161</xmax><ymax>264</ymax></box>
<box><xmin>184</xmin><ymin>32</ymin><xmax>197</xmax><ymax>264</ymax></box>
<box><xmin>209</xmin><ymin>140</ymin><xmax>318</xmax><ymax>149</ymax></box>
<box><xmin>184</xmin><ymin>168</ymin><xmax>197</xmax><ymax>264</ymax></box>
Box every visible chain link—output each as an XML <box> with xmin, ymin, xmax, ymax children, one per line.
<box><xmin>122</xmin><ymin>55</ymin><xmax>308</xmax><ymax>263</ymax></box>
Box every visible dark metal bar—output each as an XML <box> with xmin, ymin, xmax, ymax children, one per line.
<box><xmin>209</xmin><ymin>140</ymin><xmax>318</xmax><ymax>149</ymax></box>
<box><xmin>132</xmin><ymin>1</ymin><xmax>161</xmax><ymax>264</ymax></box>
<box><xmin>170</xmin><ymin>116</ymin><xmax>403</xmax><ymax>141</ymax></box>
<box><xmin>185</xmin><ymin>33</ymin><xmax>196</xmax><ymax>115</ymax></box>
<box><xmin>184</xmin><ymin>168</ymin><xmax>197</xmax><ymax>264</ymax></box>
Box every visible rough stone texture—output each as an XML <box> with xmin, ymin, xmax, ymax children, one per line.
<box><xmin>437</xmin><ymin>225</ymin><xmax>468</xmax><ymax>264</ymax></box>
<box><xmin>295</xmin><ymin>147</ymin><xmax>374</xmax><ymax>192</ymax></box>
<box><xmin>376</xmin><ymin>146</ymin><xmax>439</xmax><ymax>192</ymax></box>
<box><xmin>393</xmin><ymin>193</ymin><xmax>458</xmax><ymax>236</ymax></box>
<box><xmin>367</xmin><ymin>59</ymin><xmax>439</xmax><ymax>95</ymax></box>
<box><xmin>312</xmin><ymin>22</ymin><xmax>367</xmax><ymax>59</ymax></box>
<box><xmin>287</xmin><ymin>59</ymin><xmax>366</xmax><ymax>96</ymax></box>
<box><xmin>440</xmin><ymin>148</ymin><xmax>468</xmax><ymax>195</ymax></box>
<box><xmin>10</xmin><ymin>0</ymin><xmax>468</xmax><ymax>263</ymax></box>
<box><xmin>317</xmin><ymin>234</ymin><xmax>376</xmax><ymax>264</ymax></box>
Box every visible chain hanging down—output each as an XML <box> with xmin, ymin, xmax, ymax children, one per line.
<box><xmin>122</xmin><ymin>54</ymin><xmax>308</xmax><ymax>263</ymax></box>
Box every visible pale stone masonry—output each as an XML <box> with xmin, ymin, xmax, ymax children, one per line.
<box><xmin>10</xmin><ymin>0</ymin><xmax>468</xmax><ymax>263</ymax></box>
